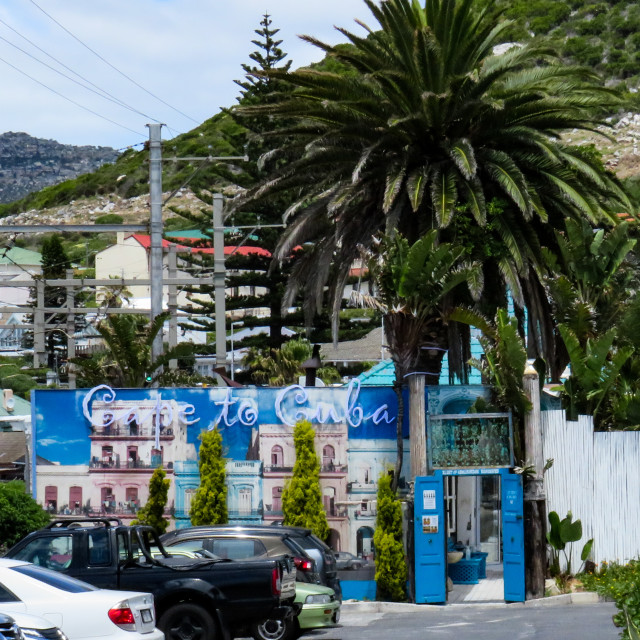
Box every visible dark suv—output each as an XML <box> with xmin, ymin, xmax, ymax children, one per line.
<box><xmin>161</xmin><ymin>525</ymin><xmax>341</xmax><ymax>599</ymax></box>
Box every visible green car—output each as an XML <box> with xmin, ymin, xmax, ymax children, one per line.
<box><xmin>252</xmin><ymin>582</ymin><xmax>340</xmax><ymax>640</ymax></box>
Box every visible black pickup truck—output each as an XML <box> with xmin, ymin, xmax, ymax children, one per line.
<box><xmin>5</xmin><ymin>519</ymin><xmax>297</xmax><ymax>640</ymax></box>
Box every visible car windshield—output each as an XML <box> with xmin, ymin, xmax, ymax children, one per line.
<box><xmin>11</xmin><ymin>565</ymin><xmax>98</xmax><ymax>593</ymax></box>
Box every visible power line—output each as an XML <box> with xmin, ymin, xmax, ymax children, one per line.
<box><xmin>27</xmin><ymin>0</ymin><xmax>200</xmax><ymax>126</ymax></box>
<box><xmin>0</xmin><ymin>17</ymin><xmax>161</xmax><ymax>123</ymax></box>
<box><xmin>0</xmin><ymin>54</ymin><xmax>144</xmax><ymax>138</ymax></box>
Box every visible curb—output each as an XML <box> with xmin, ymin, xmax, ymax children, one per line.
<box><xmin>341</xmin><ymin>591</ymin><xmax>603</xmax><ymax>613</ymax></box>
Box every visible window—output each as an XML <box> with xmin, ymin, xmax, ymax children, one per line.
<box><xmin>88</xmin><ymin>529</ymin><xmax>110</xmax><ymax>565</ymax></box>
<box><xmin>272</xmin><ymin>486</ymin><xmax>283</xmax><ymax>511</ymax></box>
<box><xmin>128</xmin><ymin>413</ymin><xmax>138</xmax><ymax>435</ymax></box>
<box><xmin>271</xmin><ymin>445</ymin><xmax>283</xmax><ymax>467</ymax></box>
<box><xmin>117</xmin><ymin>531</ymin><xmax>130</xmax><ymax>562</ymax></box>
<box><xmin>69</xmin><ymin>486</ymin><xmax>82</xmax><ymax>512</ymax></box>
<box><xmin>0</xmin><ymin>583</ymin><xmax>19</xmax><ymax>602</ymax></box>
<box><xmin>322</xmin><ymin>445</ymin><xmax>335</xmax><ymax>470</ymax></box>
<box><xmin>184</xmin><ymin>488</ymin><xmax>196</xmax><ymax>513</ymax></box>
<box><xmin>358</xmin><ymin>466</ymin><xmax>371</xmax><ymax>484</ymax></box>
<box><xmin>10</xmin><ymin>534</ymin><xmax>73</xmax><ymax>570</ymax></box>
<box><xmin>44</xmin><ymin>486</ymin><xmax>58</xmax><ymax>512</ymax></box>
<box><xmin>238</xmin><ymin>488</ymin><xmax>252</xmax><ymax>515</ymax></box>
<box><xmin>11</xmin><ymin>565</ymin><xmax>97</xmax><ymax>592</ymax></box>
<box><xmin>323</xmin><ymin>487</ymin><xmax>336</xmax><ymax>516</ymax></box>
<box><xmin>211</xmin><ymin>538</ymin><xmax>266</xmax><ymax>560</ymax></box>
<box><xmin>127</xmin><ymin>447</ymin><xmax>138</xmax><ymax>468</ymax></box>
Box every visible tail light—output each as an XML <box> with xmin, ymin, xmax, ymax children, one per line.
<box><xmin>271</xmin><ymin>567</ymin><xmax>282</xmax><ymax>596</ymax></box>
<box><xmin>294</xmin><ymin>556</ymin><xmax>313</xmax><ymax>572</ymax></box>
<box><xmin>108</xmin><ymin>601</ymin><xmax>136</xmax><ymax>631</ymax></box>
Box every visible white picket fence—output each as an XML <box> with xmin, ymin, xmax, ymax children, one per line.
<box><xmin>542</xmin><ymin>410</ymin><xmax>640</xmax><ymax>570</ymax></box>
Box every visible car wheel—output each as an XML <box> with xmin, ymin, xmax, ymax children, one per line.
<box><xmin>250</xmin><ymin>616</ymin><xmax>296</xmax><ymax>640</ymax></box>
<box><xmin>158</xmin><ymin>603</ymin><xmax>218</xmax><ymax>640</ymax></box>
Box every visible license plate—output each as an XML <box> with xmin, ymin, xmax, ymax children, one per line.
<box><xmin>141</xmin><ymin>609</ymin><xmax>153</xmax><ymax>623</ymax></box>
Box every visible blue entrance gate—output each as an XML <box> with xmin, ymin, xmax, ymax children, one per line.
<box><xmin>414</xmin><ymin>472</ymin><xmax>446</xmax><ymax>603</ymax></box>
<box><xmin>414</xmin><ymin>469</ymin><xmax>525</xmax><ymax>604</ymax></box>
<box><xmin>501</xmin><ymin>469</ymin><xmax>525</xmax><ymax>602</ymax></box>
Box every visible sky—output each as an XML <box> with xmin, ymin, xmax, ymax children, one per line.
<box><xmin>0</xmin><ymin>0</ymin><xmax>371</xmax><ymax>151</ymax></box>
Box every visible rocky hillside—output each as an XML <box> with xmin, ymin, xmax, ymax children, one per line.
<box><xmin>0</xmin><ymin>132</ymin><xmax>119</xmax><ymax>204</ymax></box>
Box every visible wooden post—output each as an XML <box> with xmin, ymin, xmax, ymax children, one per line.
<box><xmin>408</xmin><ymin>373</ymin><xmax>426</xmax><ymax>603</ymax></box>
<box><xmin>523</xmin><ymin>362</ymin><xmax>546</xmax><ymax>599</ymax></box>
<box><xmin>409</xmin><ymin>373</ymin><xmax>427</xmax><ymax>478</ymax></box>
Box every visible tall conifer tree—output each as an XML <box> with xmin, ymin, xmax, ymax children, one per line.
<box><xmin>190</xmin><ymin>427</ymin><xmax>228</xmax><ymax>525</ymax></box>
<box><xmin>133</xmin><ymin>466</ymin><xmax>171</xmax><ymax>534</ymax></box>
<box><xmin>373</xmin><ymin>472</ymin><xmax>407</xmax><ymax>602</ymax></box>
<box><xmin>282</xmin><ymin>420</ymin><xmax>329</xmax><ymax>541</ymax></box>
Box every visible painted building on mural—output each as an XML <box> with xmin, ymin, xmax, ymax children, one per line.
<box><xmin>32</xmin><ymin>382</ymin><xmax>497</xmax><ymax>555</ymax></box>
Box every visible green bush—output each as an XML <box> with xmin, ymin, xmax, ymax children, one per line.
<box><xmin>0</xmin><ymin>481</ymin><xmax>50</xmax><ymax>547</ymax></box>
<box><xmin>581</xmin><ymin>560</ymin><xmax>640</xmax><ymax>638</ymax></box>
<box><xmin>373</xmin><ymin>531</ymin><xmax>407</xmax><ymax>601</ymax></box>
<box><xmin>373</xmin><ymin>473</ymin><xmax>407</xmax><ymax>602</ymax></box>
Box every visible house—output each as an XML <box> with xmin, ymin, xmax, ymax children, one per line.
<box><xmin>0</xmin><ymin>247</ymin><xmax>42</xmax><ymax>351</ymax></box>
<box><xmin>258</xmin><ymin>421</ymin><xmax>349</xmax><ymax>550</ymax></box>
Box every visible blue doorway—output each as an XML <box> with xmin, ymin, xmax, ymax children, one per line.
<box><xmin>414</xmin><ymin>469</ymin><xmax>525</xmax><ymax>603</ymax></box>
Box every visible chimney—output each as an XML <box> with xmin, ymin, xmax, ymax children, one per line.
<box><xmin>3</xmin><ymin>388</ymin><xmax>15</xmax><ymax>412</ymax></box>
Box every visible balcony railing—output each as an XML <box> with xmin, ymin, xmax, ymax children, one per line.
<box><xmin>321</xmin><ymin>463</ymin><xmax>347</xmax><ymax>473</ymax></box>
<box><xmin>227</xmin><ymin>509</ymin><xmax>264</xmax><ymax>518</ymax></box>
<box><xmin>354</xmin><ymin>509</ymin><xmax>376</xmax><ymax>519</ymax></box>
<box><xmin>264</xmin><ymin>505</ymin><xmax>283</xmax><ymax>516</ymax></box>
<box><xmin>89</xmin><ymin>459</ymin><xmax>174</xmax><ymax>471</ymax></box>
<box><xmin>91</xmin><ymin>425</ymin><xmax>175</xmax><ymax>438</ymax></box>
<box><xmin>263</xmin><ymin>465</ymin><xmax>294</xmax><ymax>473</ymax></box>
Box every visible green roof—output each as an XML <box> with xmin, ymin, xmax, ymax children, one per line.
<box><xmin>0</xmin><ymin>246</ymin><xmax>42</xmax><ymax>266</ymax></box>
<box><xmin>356</xmin><ymin>360</ymin><xmax>395</xmax><ymax>386</ymax></box>
<box><xmin>165</xmin><ymin>229</ymin><xmax>259</xmax><ymax>241</ymax></box>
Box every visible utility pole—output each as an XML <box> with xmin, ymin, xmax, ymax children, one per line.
<box><xmin>65</xmin><ymin>268</ymin><xmax>76</xmax><ymax>389</ymax></box>
<box><xmin>34</xmin><ymin>279</ymin><xmax>46</xmax><ymax>369</ymax></box>
<box><xmin>213</xmin><ymin>194</ymin><xmax>227</xmax><ymax>373</ymax></box>
<box><xmin>147</xmin><ymin>123</ymin><xmax>164</xmax><ymax>369</ymax></box>
<box><xmin>168</xmin><ymin>245</ymin><xmax>178</xmax><ymax>370</ymax></box>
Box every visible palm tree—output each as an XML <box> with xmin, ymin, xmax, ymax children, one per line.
<box><xmin>72</xmin><ymin>313</ymin><xmax>194</xmax><ymax>388</ymax></box>
<box><xmin>353</xmin><ymin>230</ymin><xmax>482</xmax><ymax>487</ymax></box>
<box><xmin>237</xmin><ymin>0</ymin><xmax>630</xmax><ymax>380</ymax></box>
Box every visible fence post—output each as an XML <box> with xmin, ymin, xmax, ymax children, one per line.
<box><xmin>523</xmin><ymin>362</ymin><xmax>546</xmax><ymax>599</ymax></box>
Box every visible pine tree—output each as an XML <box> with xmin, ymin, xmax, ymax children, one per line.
<box><xmin>373</xmin><ymin>472</ymin><xmax>407</xmax><ymax>602</ymax></box>
<box><xmin>23</xmin><ymin>234</ymin><xmax>71</xmax><ymax>368</ymax></box>
<box><xmin>282</xmin><ymin>420</ymin><xmax>329</xmax><ymax>542</ymax></box>
<box><xmin>170</xmin><ymin>15</ymin><xmax>378</xmax><ymax>360</ymax></box>
<box><xmin>190</xmin><ymin>427</ymin><xmax>228</xmax><ymax>525</ymax></box>
<box><xmin>133</xmin><ymin>466</ymin><xmax>170</xmax><ymax>534</ymax></box>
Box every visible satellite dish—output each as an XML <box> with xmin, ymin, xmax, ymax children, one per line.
<box><xmin>5</xmin><ymin>396</ymin><xmax>15</xmax><ymax>410</ymax></box>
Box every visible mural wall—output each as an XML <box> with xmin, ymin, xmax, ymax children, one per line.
<box><xmin>32</xmin><ymin>382</ymin><xmax>491</xmax><ymax>554</ymax></box>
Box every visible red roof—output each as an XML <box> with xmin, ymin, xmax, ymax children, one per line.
<box><xmin>131</xmin><ymin>234</ymin><xmax>271</xmax><ymax>257</ymax></box>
